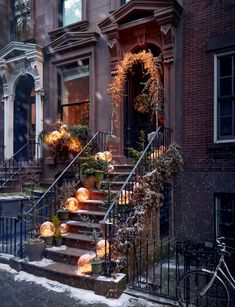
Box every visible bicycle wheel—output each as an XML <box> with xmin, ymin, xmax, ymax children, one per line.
<box><xmin>176</xmin><ymin>269</ymin><xmax>229</xmax><ymax>307</ymax></box>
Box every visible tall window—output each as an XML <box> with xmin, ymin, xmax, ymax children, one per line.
<box><xmin>59</xmin><ymin>60</ymin><xmax>89</xmax><ymax>126</ymax></box>
<box><xmin>216</xmin><ymin>52</ymin><xmax>235</xmax><ymax>141</ymax></box>
<box><xmin>215</xmin><ymin>193</ymin><xmax>235</xmax><ymax>247</ymax></box>
<box><xmin>13</xmin><ymin>0</ymin><xmax>30</xmax><ymax>41</ymax></box>
<box><xmin>60</xmin><ymin>0</ymin><xmax>83</xmax><ymax>26</ymax></box>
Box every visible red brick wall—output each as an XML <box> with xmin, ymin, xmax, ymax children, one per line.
<box><xmin>182</xmin><ymin>0</ymin><xmax>235</xmax><ymax>172</ymax></box>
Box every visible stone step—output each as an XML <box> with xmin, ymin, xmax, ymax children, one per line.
<box><xmin>77</xmin><ymin>199</ymin><xmax>105</xmax><ymax>212</ymax></box>
<box><xmin>62</xmin><ymin>232</ymin><xmax>96</xmax><ymax>249</ymax></box>
<box><xmin>101</xmin><ymin>181</ymin><xmax>125</xmax><ymax>190</ymax></box>
<box><xmin>44</xmin><ymin>245</ymin><xmax>91</xmax><ymax>265</ymax></box>
<box><xmin>66</xmin><ymin>220</ymin><xmax>101</xmax><ymax>233</ymax></box>
<box><xmin>10</xmin><ymin>258</ymin><xmax>126</xmax><ymax>298</ymax></box>
<box><xmin>112</xmin><ymin>164</ymin><xmax>133</xmax><ymax>172</ymax></box>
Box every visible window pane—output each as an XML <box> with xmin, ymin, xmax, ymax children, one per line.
<box><xmin>14</xmin><ymin>0</ymin><xmax>30</xmax><ymax>16</ymax></box>
<box><xmin>220</xmin><ymin>77</ymin><xmax>232</xmax><ymax>96</ymax></box>
<box><xmin>220</xmin><ymin>57</ymin><xmax>232</xmax><ymax>77</ymax></box>
<box><xmin>16</xmin><ymin>15</ymin><xmax>30</xmax><ymax>41</ymax></box>
<box><xmin>220</xmin><ymin>98</ymin><xmax>233</xmax><ymax>116</ymax></box>
<box><xmin>220</xmin><ymin>116</ymin><xmax>233</xmax><ymax>136</ymax></box>
<box><xmin>61</xmin><ymin>60</ymin><xmax>89</xmax><ymax>126</ymax></box>
<box><xmin>62</xmin><ymin>103</ymin><xmax>89</xmax><ymax>126</ymax></box>
<box><xmin>61</xmin><ymin>62</ymin><xmax>89</xmax><ymax>104</ymax></box>
<box><xmin>63</xmin><ymin>0</ymin><xmax>82</xmax><ymax>26</ymax></box>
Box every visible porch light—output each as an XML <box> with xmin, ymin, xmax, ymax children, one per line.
<box><xmin>118</xmin><ymin>190</ymin><xmax>132</xmax><ymax>205</ymax></box>
<box><xmin>65</xmin><ymin>197</ymin><xmax>79</xmax><ymax>212</ymax></box>
<box><xmin>96</xmin><ymin>239</ymin><xmax>109</xmax><ymax>259</ymax></box>
<box><xmin>103</xmin><ymin>151</ymin><xmax>112</xmax><ymax>163</ymax></box>
<box><xmin>77</xmin><ymin>254</ymin><xmax>95</xmax><ymax>274</ymax></box>
<box><xmin>40</xmin><ymin>221</ymin><xmax>56</xmax><ymax>237</ymax></box>
<box><xmin>94</xmin><ymin>152</ymin><xmax>105</xmax><ymax>161</ymax></box>
<box><xmin>107</xmin><ymin>164</ymin><xmax>114</xmax><ymax>173</ymax></box>
<box><xmin>59</xmin><ymin>223</ymin><xmax>68</xmax><ymax>234</ymax></box>
<box><xmin>76</xmin><ymin>187</ymin><xmax>89</xmax><ymax>202</ymax></box>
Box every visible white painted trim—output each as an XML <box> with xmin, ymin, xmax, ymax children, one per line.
<box><xmin>214</xmin><ymin>50</ymin><xmax>235</xmax><ymax>143</ymax></box>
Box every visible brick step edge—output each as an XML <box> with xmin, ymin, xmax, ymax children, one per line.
<box><xmin>9</xmin><ymin>258</ymin><xmax>126</xmax><ymax>298</ymax></box>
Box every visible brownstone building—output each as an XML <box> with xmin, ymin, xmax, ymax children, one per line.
<box><xmin>0</xmin><ymin>0</ymin><xmax>234</xmax><ymax>246</ymax></box>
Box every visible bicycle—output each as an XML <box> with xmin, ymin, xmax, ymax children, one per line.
<box><xmin>176</xmin><ymin>237</ymin><xmax>235</xmax><ymax>307</ymax></box>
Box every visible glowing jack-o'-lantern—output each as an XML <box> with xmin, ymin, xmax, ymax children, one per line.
<box><xmin>118</xmin><ymin>190</ymin><xmax>132</xmax><ymax>205</ymax></box>
<box><xmin>96</xmin><ymin>239</ymin><xmax>109</xmax><ymax>259</ymax></box>
<box><xmin>44</xmin><ymin>130</ymin><xmax>62</xmax><ymax>146</ymax></box>
<box><xmin>107</xmin><ymin>164</ymin><xmax>114</xmax><ymax>173</ymax></box>
<box><xmin>65</xmin><ymin>197</ymin><xmax>79</xmax><ymax>212</ymax></box>
<box><xmin>59</xmin><ymin>223</ymin><xmax>68</xmax><ymax>234</ymax></box>
<box><xmin>149</xmin><ymin>145</ymin><xmax>166</xmax><ymax>161</ymax></box>
<box><xmin>77</xmin><ymin>254</ymin><xmax>95</xmax><ymax>274</ymax></box>
<box><xmin>94</xmin><ymin>152</ymin><xmax>105</xmax><ymax>161</ymax></box>
<box><xmin>76</xmin><ymin>187</ymin><xmax>89</xmax><ymax>202</ymax></box>
<box><xmin>40</xmin><ymin>221</ymin><xmax>56</xmax><ymax>237</ymax></box>
<box><xmin>103</xmin><ymin>151</ymin><xmax>112</xmax><ymax>163</ymax></box>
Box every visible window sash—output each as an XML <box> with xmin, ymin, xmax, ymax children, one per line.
<box><xmin>61</xmin><ymin>0</ymin><xmax>83</xmax><ymax>27</ymax></box>
<box><xmin>215</xmin><ymin>52</ymin><xmax>235</xmax><ymax>142</ymax></box>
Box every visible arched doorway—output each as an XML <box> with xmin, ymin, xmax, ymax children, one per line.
<box><xmin>14</xmin><ymin>74</ymin><xmax>35</xmax><ymax>159</ymax></box>
<box><xmin>124</xmin><ymin>45</ymin><xmax>163</xmax><ymax>154</ymax></box>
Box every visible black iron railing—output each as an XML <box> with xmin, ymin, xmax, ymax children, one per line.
<box><xmin>0</xmin><ymin>142</ymin><xmax>40</xmax><ymax>189</ymax></box>
<box><xmin>127</xmin><ymin>237</ymin><xmax>219</xmax><ymax>301</ymax></box>
<box><xmin>24</xmin><ymin>131</ymin><xmax>108</xmax><ymax>231</ymax></box>
<box><xmin>103</xmin><ymin>126</ymin><xmax>172</xmax><ymax>275</ymax></box>
<box><xmin>0</xmin><ymin>200</ymin><xmax>29</xmax><ymax>258</ymax></box>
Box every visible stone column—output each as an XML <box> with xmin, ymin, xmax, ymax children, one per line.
<box><xmin>3</xmin><ymin>94</ymin><xmax>14</xmax><ymax>159</ymax></box>
<box><xmin>35</xmin><ymin>88</ymin><xmax>44</xmax><ymax>159</ymax></box>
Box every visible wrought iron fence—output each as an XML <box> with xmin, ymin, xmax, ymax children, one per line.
<box><xmin>126</xmin><ymin>236</ymin><xmax>219</xmax><ymax>301</ymax></box>
<box><xmin>103</xmin><ymin>126</ymin><xmax>172</xmax><ymax>276</ymax></box>
<box><xmin>0</xmin><ymin>202</ymin><xmax>29</xmax><ymax>258</ymax></box>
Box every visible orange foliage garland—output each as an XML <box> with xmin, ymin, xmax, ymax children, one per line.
<box><xmin>108</xmin><ymin>50</ymin><xmax>163</xmax><ymax>128</ymax></box>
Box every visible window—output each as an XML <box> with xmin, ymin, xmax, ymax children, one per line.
<box><xmin>60</xmin><ymin>0</ymin><xmax>83</xmax><ymax>26</ymax></box>
<box><xmin>120</xmin><ymin>0</ymin><xmax>130</xmax><ymax>5</ymax></box>
<box><xmin>215</xmin><ymin>193</ymin><xmax>235</xmax><ymax>247</ymax></box>
<box><xmin>215</xmin><ymin>52</ymin><xmax>235</xmax><ymax>142</ymax></box>
<box><xmin>13</xmin><ymin>0</ymin><xmax>30</xmax><ymax>41</ymax></box>
<box><xmin>59</xmin><ymin>60</ymin><xmax>89</xmax><ymax>126</ymax></box>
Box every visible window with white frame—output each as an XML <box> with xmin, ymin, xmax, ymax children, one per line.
<box><xmin>215</xmin><ymin>193</ymin><xmax>235</xmax><ymax>247</ymax></box>
<box><xmin>215</xmin><ymin>52</ymin><xmax>235</xmax><ymax>142</ymax></box>
<box><xmin>60</xmin><ymin>0</ymin><xmax>83</xmax><ymax>26</ymax></box>
<box><xmin>59</xmin><ymin>59</ymin><xmax>90</xmax><ymax>126</ymax></box>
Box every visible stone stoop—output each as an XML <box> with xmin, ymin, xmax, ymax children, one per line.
<box><xmin>10</xmin><ymin>157</ymin><xmax>133</xmax><ymax>298</ymax></box>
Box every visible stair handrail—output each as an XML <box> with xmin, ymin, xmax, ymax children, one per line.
<box><xmin>104</xmin><ymin>127</ymin><xmax>169</xmax><ymax>221</ymax></box>
<box><xmin>102</xmin><ymin>126</ymin><xmax>172</xmax><ymax>275</ymax></box>
<box><xmin>0</xmin><ymin>141</ymin><xmax>39</xmax><ymax>188</ymax></box>
<box><xmin>0</xmin><ymin>143</ymin><xmax>28</xmax><ymax>168</ymax></box>
<box><xmin>25</xmin><ymin>131</ymin><xmax>108</xmax><ymax>216</ymax></box>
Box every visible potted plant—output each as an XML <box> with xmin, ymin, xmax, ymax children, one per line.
<box><xmin>57</xmin><ymin>207</ymin><xmax>70</xmax><ymax>221</ymax></box>
<box><xmin>54</xmin><ymin>228</ymin><xmax>62</xmax><ymax>247</ymax></box>
<box><xmin>80</xmin><ymin>157</ymin><xmax>106</xmax><ymax>190</ymax></box>
<box><xmin>90</xmin><ymin>229</ymin><xmax>104</xmax><ymax>276</ymax></box>
<box><xmin>24</xmin><ymin>175</ymin><xmax>45</xmax><ymax>261</ymax></box>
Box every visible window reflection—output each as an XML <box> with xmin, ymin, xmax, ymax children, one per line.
<box><xmin>13</xmin><ymin>0</ymin><xmax>30</xmax><ymax>41</ymax></box>
<box><xmin>60</xmin><ymin>60</ymin><xmax>89</xmax><ymax>126</ymax></box>
<box><xmin>63</xmin><ymin>0</ymin><xmax>82</xmax><ymax>26</ymax></box>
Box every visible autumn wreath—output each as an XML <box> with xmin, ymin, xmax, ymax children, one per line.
<box><xmin>108</xmin><ymin>50</ymin><xmax>163</xmax><ymax>129</ymax></box>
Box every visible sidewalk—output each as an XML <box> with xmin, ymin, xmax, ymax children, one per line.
<box><xmin>0</xmin><ymin>261</ymin><xmax>171</xmax><ymax>307</ymax></box>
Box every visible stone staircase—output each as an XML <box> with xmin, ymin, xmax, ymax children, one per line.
<box><xmin>10</xmin><ymin>157</ymin><xmax>133</xmax><ymax>298</ymax></box>
<box><xmin>0</xmin><ymin>162</ymin><xmax>42</xmax><ymax>193</ymax></box>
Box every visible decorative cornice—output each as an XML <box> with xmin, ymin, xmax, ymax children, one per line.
<box><xmin>0</xmin><ymin>41</ymin><xmax>43</xmax><ymax>63</ymax></box>
<box><xmin>45</xmin><ymin>32</ymin><xmax>100</xmax><ymax>55</ymax></box>
<box><xmin>48</xmin><ymin>20</ymin><xmax>89</xmax><ymax>41</ymax></box>
<box><xmin>99</xmin><ymin>0</ymin><xmax>182</xmax><ymax>38</ymax></box>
